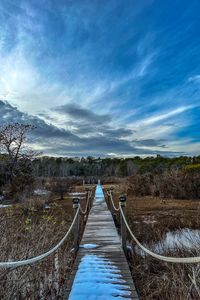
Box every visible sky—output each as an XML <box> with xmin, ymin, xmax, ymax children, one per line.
<box><xmin>0</xmin><ymin>0</ymin><xmax>200</xmax><ymax>157</ymax></box>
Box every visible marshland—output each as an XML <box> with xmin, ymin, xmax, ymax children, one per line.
<box><xmin>1</xmin><ymin>128</ymin><xmax>200</xmax><ymax>299</ymax></box>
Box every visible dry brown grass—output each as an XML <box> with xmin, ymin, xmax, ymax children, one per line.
<box><xmin>106</xmin><ymin>184</ymin><xmax>200</xmax><ymax>299</ymax></box>
<box><xmin>0</xmin><ymin>185</ymin><xmax>90</xmax><ymax>300</ymax></box>
<box><xmin>130</xmin><ymin>250</ymin><xmax>200</xmax><ymax>300</ymax></box>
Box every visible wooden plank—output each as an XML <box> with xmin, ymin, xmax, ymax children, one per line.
<box><xmin>65</xmin><ymin>185</ymin><xmax>139</xmax><ymax>299</ymax></box>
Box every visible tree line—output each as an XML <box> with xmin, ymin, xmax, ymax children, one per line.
<box><xmin>0</xmin><ymin>123</ymin><xmax>200</xmax><ymax>200</ymax></box>
<box><xmin>31</xmin><ymin>155</ymin><xmax>200</xmax><ymax>178</ymax></box>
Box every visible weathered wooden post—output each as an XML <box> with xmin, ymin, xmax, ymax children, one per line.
<box><xmin>89</xmin><ymin>188</ymin><xmax>94</xmax><ymax>209</ymax></box>
<box><xmin>105</xmin><ymin>188</ymin><xmax>110</xmax><ymax>211</ymax></box>
<box><xmin>90</xmin><ymin>187</ymin><xmax>94</xmax><ymax>211</ymax></box>
<box><xmin>119</xmin><ymin>194</ymin><xmax>127</xmax><ymax>255</ymax></box>
<box><xmin>73</xmin><ymin>197</ymin><xmax>80</xmax><ymax>251</ymax></box>
<box><xmin>85</xmin><ymin>187</ymin><xmax>90</xmax><ymax>213</ymax></box>
<box><xmin>88</xmin><ymin>188</ymin><xmax>92</xmax><ymax>212</ymax></box>
<box><xmin>109</xmin><ymin>186</ymin><xmax>114</xmax><ymax>212</ymax></box>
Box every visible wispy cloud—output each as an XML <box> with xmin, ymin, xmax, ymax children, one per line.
<box><xmin>0</xmin><ymin>0</ymin><xmax>200</xmax><ymax>156</ymax></box>
<box><xmin>187</xmin><ymin>75</ymin><xmax>200</xmax><ymax>83</ymax></box>
<box><xmin>0</xmin><ymin>100</ymin><xmax>181</xmax><ymax>156</ymax></box>
<box><xmin>133</xmin><ymin>105</ymin><xmax>195</xmax><ymax>127</ymax></box>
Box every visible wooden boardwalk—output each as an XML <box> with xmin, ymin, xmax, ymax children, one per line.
<box><xmin>66</xmin><ymin>185</ymin><xmax>139</xmax><ymax>299</ymax></box>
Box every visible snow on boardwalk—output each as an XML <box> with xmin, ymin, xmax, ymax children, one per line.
<box><xmin>66</xmin><ymin>185</ymin><xmax>139</xmax><ymax>299</ymax></box>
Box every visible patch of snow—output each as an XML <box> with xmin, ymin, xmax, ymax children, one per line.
<box><xmin>0</xmin><ymin>204</ymin><xmax>12</xmax><ymax>208</ymax></box>
<box><xmin>155</xmin><ymin>228</ymin><xmax>200</xmax><ymax>251</ymax></box>
<box><xmin>34</xmin><ymin>189</ymin><xmax>49</xmax><ymax>196</ymax></box>
<box><xmin>69</xmin><ymin>192</ymin><xmax>86</xmax><ymax>196</ymax></box>
<box><xmin>142</xmin><ymin>216</ymin><xmax>157</xmax><ymax>224</ymax></box>
<box><xmin>95</xmin><ymin>185</ymin><xmax>104</xmax><ymax>201</ymax></box>
<box><xmin>135</xmin><ymin>228</ymin><xmax>200</xmax><ymax>256</ymax></box>
<box><xmin>143</xmin><ymin>220</ymin><xmax>157</xmax><ymax>224</ymax></box>
<box><xmin>44</xmin><ymin>203</ymin><xmax>50</xmax><ymax>209</ymax></box>
<box><xmin>81</xmin><ymin>244</ymin><xmax>98</xmax><ymax>249</ymax></box>
<box><xmin>69</xmin><ymin>254</ymin><xmax>131</xmax><ymax>299</ymax></box>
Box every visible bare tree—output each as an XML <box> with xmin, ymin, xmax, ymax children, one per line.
<box><xmin>0</xmin><ymin>123</ymin><xmax>37</xmax><ymax>183</ymax></box>
<box><xmin>50</xmin><ymin>177</ymin><xmax>73</xmax><ymax>200</ymax></box>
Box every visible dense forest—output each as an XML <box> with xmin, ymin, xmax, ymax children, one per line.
<box><xmin>1</xmin><ymin>153</ymin><xmax>200</xmax><ymax>183</ymax></box>
<box><xmin>31</xmin><ymin>155</ymin><xmax>200</xmax><ymax>177</ymax></box>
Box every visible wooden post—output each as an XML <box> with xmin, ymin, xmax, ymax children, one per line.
<box><xmin>85</xmin><ymin>187</ymin><xmax>90</xmax><ymax>213</ymax></box>
<box><xmin>90</xmin><ymin>188</ymin><xmax>94</xmax><ymax>209</ymax></box>
<box><xmin>119</xmin><ymin>194</ymin><xmax>127</xmax><ymax>255</ymax></box>
<box><xmin>106</xmin><ymin>189</ymin><xmax>111</xmax><ymax>211</ymax></box>
<box><xmin>73</xmin><ymin>197</ymin><xmax>80</xmax><ymax>251</ymax></box>
<box><xmin>90</xmin><ymin>188</ymin><xmax>94</xmax><ymax>212</ymax></box>
<box><xmin>88</xmin><ymin>189</ymin><xmax>91</xmax><ymax>212</ymax></box>
<box><xmin>109</xmin><ymin>187</ymin><xmax>114</xmax><ymax>212</ymax></box>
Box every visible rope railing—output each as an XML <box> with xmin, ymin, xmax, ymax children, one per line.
<box><xmin>79</xmin><ymin>190</ymin><xmax>93</xmax><ymax>215</ymax></box>
<box><xmin>0</xmin><ymin>187</ymin><xmax>95</xmax><ymax>269</ymax></box>
<box><xmin>119</xmin><ymin>205</ymin><xmax>200</xmax><ymax>264</ymax></box>
<box><xmin>0</xmin><ymin>207</ymin><xmax>80</xmax><ymax>269</ymax></box>
<box><xmin>106</xmin><ymin>190</ymin><xmax>200</xmax><ymax>264</ymax></box>
<box><xmin>107</xmin><ymin>190</ymin><xmax>120</xmax><ymax>212</ymax></box>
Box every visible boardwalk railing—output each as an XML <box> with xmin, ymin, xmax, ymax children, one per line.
<box><xmin>2</xmin><ymin>185</ymin><xmax>200</xmax><ymax>270</ymax></box>
<box><xmin>73</xmin><ymin>189</ymin><xmax>93</xmax><ymax>250</ymax></box>
<box><xmin>107</xmin><ymin>188</ymin><xmax>200</xmax><ymax>264</ymax></box>
<box><xmin>0</xmin><ymin>189</ymin><xmax>94</xmax><ymax>269</ymax></box>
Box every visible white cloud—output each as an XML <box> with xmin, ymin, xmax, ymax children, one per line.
<box><xmin>163</xmin><ymin>139</ymin><xmax>200</xmax><ymax>156</ymax></box>
<box><xmin>188</xmin><ymin>75</ymin><xmax>200</xmax><ymax>83</ymax></box>
<box><xmin>129</xmin><ymin>105</ymin><xmax>195</xmax><ymax>128</ymax></box>
<box><xmin>124</xmin><ymin>106</ymin><xmax>195</xmax><ymax>148</ymax></box>
<box><xmin>137</xmin><ymin>53</ymin><xmax>155</xmax><ymax>77</ymax></box>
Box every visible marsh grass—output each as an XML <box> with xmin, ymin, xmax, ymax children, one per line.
<box><xmin>129</xmin><ymin>244</ymin><xmax>200</xmax><ymax>300</ymax></box>
<box><xmin>107</xmin><ymin>186</ymin><xmax>200</xmax><ymax>299</ymax></box>
<box><xmin>0</xmin><ymin>191</ymin><xmax>88</xmax><ymax>299</ymax></box>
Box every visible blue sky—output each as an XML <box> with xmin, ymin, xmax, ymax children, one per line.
<box><xmin>0</xmin><ymin>0</ymin><xmax>200</xmax><ymax>157</ymax></box>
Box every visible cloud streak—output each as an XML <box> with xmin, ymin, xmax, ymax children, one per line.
<box><xmin>0</xmin><ymin>100</ymin><xmax>183</xmax><ymax>157</ymax></box>
<box><xmin>0</xmin><ymin>1</ymin><xmax>200</xmax><ymax>156</ymax></box>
